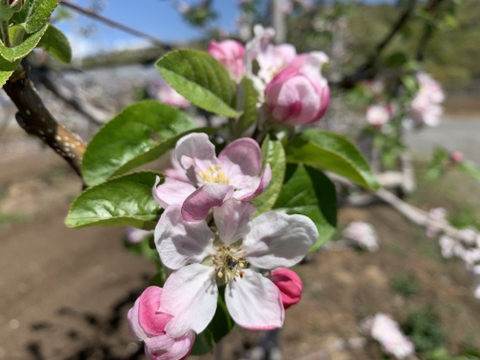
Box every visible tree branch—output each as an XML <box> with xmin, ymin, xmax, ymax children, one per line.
<box><xmin>3</xmin><ymin>67</ymin><xmax>86</xmax><ymax>177</ymax></box>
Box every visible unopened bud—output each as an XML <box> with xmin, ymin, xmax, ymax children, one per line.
<box><xmin>1</xmin><ymin>0</ymin><xmax>25</xmax><ymax>22</ymax></box>
<box><xmin>270</xmin><ymin>268</ymin><xmax>303</xmax><ymax>309</ymax></box>
<box><xmin>450</xmin><ymin>151</ymin><xmax>464</xmax><ymax>163</ymax></box>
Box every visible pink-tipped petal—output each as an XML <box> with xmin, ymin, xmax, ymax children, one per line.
<box><xmin>160</xmin><ymin>264</ymin><xmax>218</xmax><ymax>338</ymax></box>
<box><xmin>218</xmin><ymin>138</ymin><xmax>263</xmax><ymax>177</ymax></box>
<box><xmin>138</xmin><ymin>287</ymin><xmax>172</xmax><ymax>336</ymax></box>
<box><xmin>175</xmin><ymin>133</ymin><xmax>217</xmax><ymax>172</ymax></box>
<box><xmin>236</xmin><ymin>163</ymin><xmax>272</xmax><ymax>202</ymax></box>
<box><xmin>127</xmin><ymin>298</ymin><xmax>147</xmax><ymax>341</ymax></box>
<box><xmin>270</xmin><ymin>269</ymin><xmax>303</xmax><ymax>309</ymax></box>
<box><xmin>242</xmin><ymin>212</ymin><xmax>318</xmax><ymax>269</ymax></box>
<box><xmin>144</xmin><ymin>331</ymin><xmax>195</xmax><ymax>360</ymax></box>
<box><xmin>213</xmin><ymin>198</ymin><xmax>256</xmax><ymax>245</ymax></box>
<box><xmin>181</xmin><ymin>183</ymin><xmax>234</xmax><ymax>222</ymax></box>
<box><xmin>155</xmin><ymin>205</ymin><xmax>215</xmax><ymax>270</ymax></box>
<box><xmin>153</xmin><ymin>177</ymin><xmax>196</xmax><ymax>209</ymax></box>
<box><xmin>225</xmin><ymin>269</ymin><xmax>284</xmax><ymax>330</ymax></box>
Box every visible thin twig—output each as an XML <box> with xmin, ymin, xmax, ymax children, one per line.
<box><xmin>60</xmin><ymin>0</ymin><xmax>171</xmax><ymax>49</ymax></box>
<box><xmin>3</xmin><ymin>66</ymin><xmax>86</xmax><ymax>177</ymax></box>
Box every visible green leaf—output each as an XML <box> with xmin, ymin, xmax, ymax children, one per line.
<box><xmin>65</xmin><ymin>171</ymin><xmax>162</xmax><ymax>229</ymax></box>
<box><xmin>251</xmin><ymin>136</ymin><xmax>286</xmax><ymax>215</ymax></box>
<box><xmin>236</xmin><ymin>76</ymin><xmax>258</xmax><ymax>136</ymax></box>
<box><xmin>23</xmin><ymin>0</ymin><xmax>60</xmax><ymax>34</ymax></box>
<box><xmin>38</xmin><ymin>24</ymin><xmax>71</xmax><ymax>63</ymax></box>
<box><xmin>0</xmin><ymin>24</ymin><xmax>48</xmax><ymax>62</ymax></box>
<box><xmin>155</xmin><ymin>49</ymin><xmax>240</xmax><ymax>118</ymax></box>
<box><xmin>286</xmin><ymin>129</ymin><xmax>380</xmax><ymax>190</ymax></box>
<box><xmin>273</xmin><ymin>164</ymin><xmax>337</xmax><ymax>252</ymax></box>
<box><xmin>0</xmin><ymin>56</ymin><xmax>20</xmax><ymax>88</ymax></box>
<box><xmin>82</xmin><ymin>100</ymin><xmax>198</xmax><ymax>186</ymax></box>
<box><xmin>457</xmin><ymin>160</ymin><xmax>480</xmax><ymax>183</ymax></box>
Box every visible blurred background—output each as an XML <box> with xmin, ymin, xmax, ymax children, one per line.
<box><xmin>1</xmin><ymin>0</ymin><xmax>480</xmax><ymax>359</ymax></box>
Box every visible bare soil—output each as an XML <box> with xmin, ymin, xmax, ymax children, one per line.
<box><xmin>1</xmin><ymin>134</ymin><xmax>480</xmax><ymax>360</ymax></box>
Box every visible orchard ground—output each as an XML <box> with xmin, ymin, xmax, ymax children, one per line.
<box><xmin>0</xmin><ymin>99</ymin><xmax>480</xmax><ymax>359</ymax></box>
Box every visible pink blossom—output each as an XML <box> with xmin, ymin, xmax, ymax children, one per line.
<box><xmin>125</xmin><ymin>227</ymin><xmax>153</xmax><ymax>245</ymax></box>
<box><xmin>407</xmin><ymin>72</ymin><xmax>444</xmax><ymax>127</ymax></box>
<box><xmin>450</xmin><ymin>151</ymin><xmax>464</xmax><ymax>163</ymax></box>
<box><xmin>154</xmin><ymin>199</ymin><xmax>318</xmax><ymax>336</ymax></box>
<box><xmin>439</xmin><ymin>235</ymin><xmax>457</xmax><ymax>259</ymax></box>
<box><xmin>342</xmin><ymin>221</ymin><xmax>379</xmax><ymax>252</ymax></box>
<box><xmin>152</xmin><ymin>133</ymin><xmax>271</xmax><ymax>222</ymax></box>
<box><xmin>366</xmin><ymin>313</ymin><xmax>415</xmax><ymax>359</ymax></box>
<box><xmin>127</xmin><ymin>286</ymin><xmax>195</xmax><ymax>360</ymax></box>
<box><xmin>149</xmin><ymin>79</ymin><xmax>189</xmax><ymax>108</ymax></box>
<box><xmin>270</xmin><ymin>268</ymin><xmax>303</xmax><ymax>309</ymax></box>
<box><xmin>265</xmin><ymin>66</ymin><xmax>330</xmax><ymax>126</ymax></box>
<box><xmin>426</xmin><ymin>207</ymin><xmax>446</xmax><ymax>238</ymax></box>
<box><xmin>366</xmin><ymin>104</ymin><xmax>392</xmax><ymax>127</ymax></box>
<box><xmin>208</xmin><ymin>40</ymin><xmax>246</xmax><ymax>82</ymax></box>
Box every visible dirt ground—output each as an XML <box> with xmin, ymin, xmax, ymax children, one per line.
<box><xmin>1</xmin><ymin>115</ymin><xmax>480</xmax><ymax>359</ymax></box>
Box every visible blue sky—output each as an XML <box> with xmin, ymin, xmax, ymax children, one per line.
<box><xmin>55</xmin><ymin>0</ymin><xmax>391</xmax><ymax>58</ymax></box>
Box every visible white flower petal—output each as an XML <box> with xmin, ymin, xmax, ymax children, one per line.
<box><xmin>242</xmin><ymin>212</ymin><xmax>318</xmax><ymax>269</ymax></box>
<box><xmin>160</xmin><ymin>264</ymin><xmax>218</xmax><ymax>338</ymax></box>
<box><xmin>155</xmin><ymin>205</ymin><xmax>215</xmax><ymax>270</ymax></box>
<box><xmin>214</xmin><ymin>198</ymin><xmax>255</xmax><ymax>245</ymax></box>
<box><xmin>225</xmin><ymin>269</ymin><xmax>284</xmax><ymax>330</ymax></box>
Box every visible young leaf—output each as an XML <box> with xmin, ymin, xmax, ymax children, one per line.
<box><xmin>82</xmin><ymin>100</ymin><xmax>198</xmax><ymax>186</ymax></box>
<box><xmin>236</xmin><ymin>76</ymin><xmax>258</xmax><ymax>136</ymax></box>
<box><xmin>23</xmin><ymin>0</ymin><xmax>60</xmax><ymax>34</ymax></box>
<box><xmin>0</xmin><ymin>57</ymin><xmax>20</xmax><ymax>88</ymax></box>
<box><xmin>274</xmin><ymin>164</ymin><xmax>337</xmax><ymax>252</ymax></box>
<box><xmin>38</xmin><ymin>24</ymin><xmax>72</xmax><ymax>63</ymax></box>
<box><xmin>286</xmin><ymin>129</ymin><xmax>380</xmax><ymax>191</ymax></box>
<box><xmin>251</xmin><ymin>136</ymin><xmax>286</xmax><ymax>215</ymax></box>
<box><xmin>0</xmin><ymin>23</ymin><xmax>48</xmax><ymax>62</ymax></box>
<box><xmin>65</xmin><ymin>171</ymin><xmax>162</xmax><ymax>229</ymax></box>
<box><xmin>155</xmin><ymin>49</ymin><xmax>240</xmax><ymax>118</ymax></box>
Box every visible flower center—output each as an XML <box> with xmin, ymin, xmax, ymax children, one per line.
<box><xmin>198</xmin><ymin>164</ymin><xmax>230</xmax><ymax>185</ymax></box>
<box><xmin>212</xmin><ymin>246</ymin><xmax>248</xmax><ymax>284</ymax></box>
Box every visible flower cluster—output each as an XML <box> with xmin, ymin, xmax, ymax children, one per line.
<box><xmin>207</xmin><ymin>25</ymin><xmax>330</xmax><ymax>126</ymax></box>
<box><xmin>362</xmin><ymin>313</ymin><xmax>415</xmax><ymax>359</ymax></box>
<box><xmin>128</xmin><ymin>134</ymin><xmax>318</xmax><ymax>359</ymax></box>
<box><xmin>342</xmin><ymin>221</ymin><xmax>379</xmax><ymax>252</ymax></box>
<box><xmin>407</xmin><ymin>72</ymin><xmax>445</xmax><ymax>127</ymax></box>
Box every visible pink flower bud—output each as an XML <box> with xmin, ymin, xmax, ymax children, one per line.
<box><xmin>270</xmin><ymin>268</ymin><xmax>303</xmax><ymax>309</ymax></box>
<box><xmin>128</xmin><ymin>286</ymin><xmax>195</xmax><ymax>360</ymax></box>
<box><xmin>265</xmin><ymin>67</ymin><xmax>330</xmax><ymax>125</ymax></box>
<box><xmin>208</xmin><ymin>40</ymin><xmax>246</xmax><ymax>82</ymax></box>
<box><xmin>450</xmin><ymin>151</ymin><xmax>464</xmax><ymax>163</ymax></box>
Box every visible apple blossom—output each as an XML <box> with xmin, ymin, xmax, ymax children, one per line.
<box><xmin>363</xmin><ymin>313</ymin><xmax>415</xmax><ymax>359</ymax></box>
<box><xmin>265</xmin><ymin>66</ymin><xmax>330</xmax><ymax>126</ymax></box>
<box><xmin>152</xmin><ymin>133</ymin><xmax>271</xmax><ymax>222</ymax></box>
<box><xmin>127</xmin><ymin>286</ymin><xmax>195</xmax><ymax>360</ymax></box>
<box><xmin>450</xmin><ymin>151</ymin><xmax>464</xmax><ymax>163</ymax></box>
<box><xmin>366</xmin><ymin>104</ymin><xmax>392</xmax><ymax>127</ymax></box>
<box><xmin>149</xmin><ymin>78</ymin><xmax>189</xmax><ymax>108</ymax></box>
<box><xmin>426</xmin><ymin>207</ymin><xmax>446</xmax><ymax>238</ymax></box>
<box><xmin>407</xmin><ymin>72</ymin><xmax>444</xmax><ymax>127</ymax></box>
<box><xmin>270</xmin><ymin>268</ymin><xmax>303</xmax><ymax>309</ymax></box>
<box><xmin>208</xmin><ymin>40</ymin><xmax>246</xmax><ymax>82</ymax></box>
<box><xmin>342</xmin><ymin>221</ymin><xmax>379</xmax><ymax>252</ymax></box>
<box><xmin>154</xmin><ymin>198</ymin><xmax>318</xmax><ymax>337</ymax></box>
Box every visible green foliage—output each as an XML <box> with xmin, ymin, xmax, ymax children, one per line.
<box><xmin>286</xmin><ymin>128</ymin><xmax>380</xmax><ymax>191</ymax></box>
<box><xmin>38</xmin><ymin>23</ymin><xmax>71</xmax><ymax>63</ymax></box>
<box><xmin>457</xmin><ymin>161</ymin><xmax>480</xmax><ymax>183</ymax></box>
<box><xmin>65</xmin><ymin>171</ymin><xmax>162</xmax><ymax>229</ymax></box>
<box><xmin>155</xmin><ymin>49</ymin><xmax>240</xmax><ymax>118</ymax></box>
<box><xmin>251</xmin><ymin>136</ymin><xmax>286</xmax><ymax>215</ymax></box>
<box><xmin>0</xmin><ymin>23</ymin><xmax>47</xmax><ymax>61</ymax></box>
<box><xmin>81</xmin><ymin>100</ymin><xmax>198</xmax><ymax>186</ymax></box>
<box><xmin>0</xmin><ymin>56</ymin><xmax>20</xmax><ymax>87</ymax></box>
<box><xmin>236</xmin><ymin>77</ymin><xmax>258</xmax><ymax>137</ymax></box>
<box><xmin>12</xmin><ymin>0</ymin><xmax>60</xmax><ymax>34</ymax></box>
<box><xmin>403</xmin><ymin>305</ymin><xmax>447</xmax><ymax>353</ymax></box>
<box><xmin>273</xmin><ymin>164</ymin><xmax>337</xmax><ymax>252</ymax></box>
<box><xmin>389</xmin><ymin>273</ymin><xmax>419</xmax><ymax>296</ymax></box>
